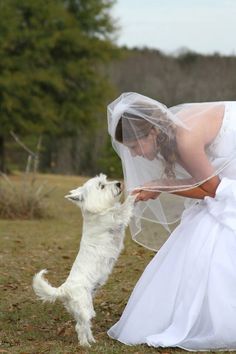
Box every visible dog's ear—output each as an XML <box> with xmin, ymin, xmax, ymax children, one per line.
<box><xmin>65</xmin><ymin>187</ymin><xmax>84</xmax><ymax>203</ymax></box>
<box><xmin>98</xmin><ymin>172</ymin><xmax>107</xmax><ymax>180</ymax></box>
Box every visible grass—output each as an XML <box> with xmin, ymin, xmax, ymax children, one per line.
<box><xmin>0</xmin><ymin>174</ymin><xmax>227</xmax><ymax>354</ymax></box>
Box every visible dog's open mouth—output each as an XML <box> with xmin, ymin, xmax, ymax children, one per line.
<box><xmin>119</xmin><ymin>182</ymin><xmax>123</xmax><ymax>192</ymax></box>
<box><xmin>117</xmin><ymin>189</ymin><xmax>122</xmax><ymax>196</ymax></box>
<box><xmin>113</xmin><ymin>188</ymin><xmax>122</xmax><ymax>198</ymax></box>
<box><xmin>117</xmin><ymin>183</ymin><xmax>123</xmax><ymax>195</ymax></box>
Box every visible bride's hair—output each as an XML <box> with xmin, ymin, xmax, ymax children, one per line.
<box><xmin>115</xmin><ymin>112</ymin><xmax>177</xmax><ymax>178</ymax></box>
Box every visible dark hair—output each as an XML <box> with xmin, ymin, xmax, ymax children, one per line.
<box><xmin>115</xmin><ymin>112</ymin><xmax>177</xmax><ymax>178</ymax></box>
<box><xmin>115</xmin><ymin>113</ymin><xmax>153</xmax><ymax>142</ymax></box>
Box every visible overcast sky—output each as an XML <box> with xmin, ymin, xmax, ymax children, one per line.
<box><xmin>112</xmin><ymin>0</ymin><xmax>236</xmax><ymax>55</ymax></box>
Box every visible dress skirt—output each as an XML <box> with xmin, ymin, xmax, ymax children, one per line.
<box><xmin>107</xmin><ymin>177</ymin><xmax>236</xmax><ymax>351</ymax></box>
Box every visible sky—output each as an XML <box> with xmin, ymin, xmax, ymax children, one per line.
<box><xmin>112</xmin><ymin>0</ymin><xmax>236</xmax><ymax>56</ymax></box>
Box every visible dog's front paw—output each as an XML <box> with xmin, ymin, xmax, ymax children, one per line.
<box><xmin>126</xmin><ymin>194</ymin><xmax>136</xmax><ymax>204</ymax></box>
<box><xmin>120</xmin><ymin>195</ymin><xmax>135</xmax><ymax>225</ymax></box>
<box><xmin>123</xmin><ymin>194</ymin><xmax>136</xmax><ymax>211</ymax></box>
<box><xmin>126</xmin><ymin>194</ymin><xmax>137</xmax><ymax>208</ymax></box>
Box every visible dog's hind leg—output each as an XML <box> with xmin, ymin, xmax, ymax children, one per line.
<box><xmin>67</xmin><ymin>290</ymin><xmax>96</xmax><ymax>347</ymax></box>
<box><xmin>75</xmin><ymin>318</ymin><xmax>95</xmax><ymax>347</ymax></box>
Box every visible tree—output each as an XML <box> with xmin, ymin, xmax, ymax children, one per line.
<box><xmin>0</xmin><ymin>0</ymin><xmax>118</xmax><ymax>171</ymax></box>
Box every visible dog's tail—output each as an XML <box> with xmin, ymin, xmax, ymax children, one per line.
<box><xmin>32</xmin><ymin>269</ymin><xmax>63</xmax><ymax>303</ymax></box>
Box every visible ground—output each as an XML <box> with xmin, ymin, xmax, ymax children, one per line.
<box><xmin>0</xmin><ymin>174</ymin><xmax>225</xmax><ymax>354</ymax></box>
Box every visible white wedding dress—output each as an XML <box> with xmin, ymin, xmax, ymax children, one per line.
<box><xmin>108</xmin><ymin>102</ymin><xmax>236</xmax><ymax>351</ymax></box>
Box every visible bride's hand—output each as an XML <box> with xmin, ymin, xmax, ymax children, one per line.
<box><xmin>131</xmin><ymin>189</ymin><xmax>161</xmax><ymax>202</ymax></box>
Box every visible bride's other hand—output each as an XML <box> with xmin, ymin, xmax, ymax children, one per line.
<box><xmin>131</xmin><ymin>189</ymin><xmax>161</xmax><ymax>202</ymax></box>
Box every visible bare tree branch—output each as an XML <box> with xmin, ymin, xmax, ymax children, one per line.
<box><xmin>10</xmin><ymin>131</ymin><xmax>36</xmax><ymax>158</ymax></box>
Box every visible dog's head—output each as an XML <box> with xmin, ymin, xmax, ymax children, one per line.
<box><xmin>65</xmin><ymin>173</ymin><xmax>122</xmax><ymax>213</ymax></box>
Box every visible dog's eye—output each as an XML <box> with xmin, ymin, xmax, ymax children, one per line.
<box><xmin>100</xmin><ymin>184</ymin><xmax>105</xmax><ymax>189</ymax></box>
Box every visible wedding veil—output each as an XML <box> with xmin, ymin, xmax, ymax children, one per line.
<box><xmin>107</xmin><ymin>92</ymin><xmax>235</xmax><ymax>251</ymax></box>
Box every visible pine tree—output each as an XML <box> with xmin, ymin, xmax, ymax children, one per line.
<box><xmin>0</xmin><ymin>0</ymin><xmax>118</xmax><ymax>171</ymax></box>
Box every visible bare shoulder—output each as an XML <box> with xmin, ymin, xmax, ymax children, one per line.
<box><xmin>176</xmin><ymin>103</ymin><xmax>225</xmax><ymax>148</ymax></box>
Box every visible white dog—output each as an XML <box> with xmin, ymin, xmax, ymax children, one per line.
<box><xmin>32</xmin><ymin>174</ymin><xmax>135</xmax><ymax>347</ymax></box>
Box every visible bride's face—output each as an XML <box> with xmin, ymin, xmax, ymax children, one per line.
<box><xmin>125</xmin><ymin>128</ymin><xmax>159</xmax><ymax>160</ymax></box>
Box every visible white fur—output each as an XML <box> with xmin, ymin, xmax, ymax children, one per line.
<box><xmin>32</xmin><ymin>173</ymin><xmax>135</xmax><ymax>347</ymax></box>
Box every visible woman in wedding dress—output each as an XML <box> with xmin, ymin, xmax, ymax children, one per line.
<box><xmin>107</xmin><ymin>92</ymin><xmax>236</xmax><ymax>351</ymax></box>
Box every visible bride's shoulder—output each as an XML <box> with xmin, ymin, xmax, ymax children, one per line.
<box><xmin>175</xmin><ymin>103</ymin><xmax>225</xmax><ymax>147</ymax></box>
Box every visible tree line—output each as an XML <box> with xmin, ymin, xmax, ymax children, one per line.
<box><xmin>1</xmin><ymin>1</ymin><xmax>236</xmax><ymax>177</ymax></box>
<box><xmin>0</xmin><ymin>0</ymin><xmax>119</xmax><ymax>173</ymax></box>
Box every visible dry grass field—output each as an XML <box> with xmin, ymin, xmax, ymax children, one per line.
<box><xmin>0</xmin><ymin>174</ymin><xmax>227</xmax><ymax>354</ymax></box>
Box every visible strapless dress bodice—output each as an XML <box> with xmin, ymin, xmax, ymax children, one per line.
<box><xmin>206</xmin><ymin>101</ymin><xmax>236</xmax><ymax>178</ymax></box>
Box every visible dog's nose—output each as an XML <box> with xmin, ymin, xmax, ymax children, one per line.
<box><xmin>116</xmin><ymin>182</ymin><xmax>121</xmax><ymax>188</ymax></box>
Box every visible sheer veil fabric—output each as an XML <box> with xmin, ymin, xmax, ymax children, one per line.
<box><xmin>107</xmin><ymin>92</ymin><xmax>236</xmax><ymax>250</ymax></box>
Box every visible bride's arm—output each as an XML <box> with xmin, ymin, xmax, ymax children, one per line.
<box><xmin>171</xmin><ymin>181</ymin><xmax>217</xmax><ymax>199</ymax></box>
<box><xmin>133</xmin><ymin>135</ymin><xmax>220</xmax><ymax>201</ymax></box>
<box><xmin>171</xmin><ymin>133</ymin><xmax>220</xmax><ymax>198</ymax></box>
<box><xmin>133</xmin><ymin>183</ymin><xmax>214</xmax><ymax>201</ymax></box>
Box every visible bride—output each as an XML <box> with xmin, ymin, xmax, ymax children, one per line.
<box><xmin>106</xmin><ymin>92</ymin><xmax>236</xmax><ymax>351</ymax></box>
